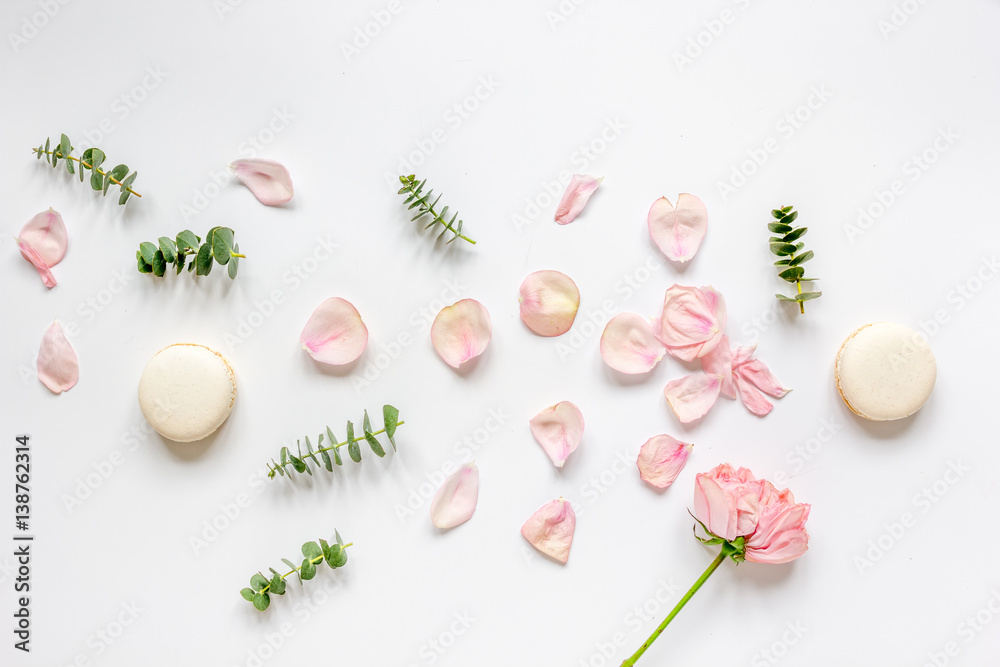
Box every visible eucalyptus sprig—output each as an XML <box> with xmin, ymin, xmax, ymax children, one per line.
<box><xmin>768</xmin><ymin>206</ymin><xmax>821</xmax><ymax>314</ymax></box>
<box><xmin>397</xmin><ymin>174</ymin><xmax>475</xmax><ymax>245</ymax></box>
<box><xmin>137</xmin><ymin>227</ymin><xmax>243</xmax><ymax>278</ymax></box>
<box><xmin>32</xmin><ymin>133</ymin><xmax>140</xmax><ymax>205</ymax></box>
<box><xmin>241</xmin><ymin>531</ymin><xmax>350</xmax><ymax>611</ymax></box>
<box><xmin>267</xmin><ymin>405</ymin><xmax>401</xmax><ymax>479</ymax></box>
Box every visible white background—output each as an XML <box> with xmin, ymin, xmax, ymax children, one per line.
<box><xmin>2</xmin><ymin>1</ymin><xmax>999</xmax><ymax>665</ymax></box>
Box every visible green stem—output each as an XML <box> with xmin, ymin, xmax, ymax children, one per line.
<box><xmin>32</xmin><ymin>149</ymin><xmax>142</xmax><ymax>197</ymax></box>
<box><xmin>257</xmin><ymin>543</ymin><xmax>353</xmax><ymax>595</ymax></box>
<box><xmin>271</xmin><ymin>421</ymin><xmax>405</xmax><ymax>477</ymax></box>
<box><xmin>620</xmin><ymin>545</ymin><xmax>732</xmax><ymax>667</ymax></box>
<box><xmin>796</xmin><ymin>280</ymin><xmax>804</xmax><ymax>314</ymax></box>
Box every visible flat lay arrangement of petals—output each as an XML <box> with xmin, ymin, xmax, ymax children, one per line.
<box><xmin>521</xmin><ymin>498</ymin><xmax>576</xmax><ymax>564</ymax></box>
<box><xmin>529</xmin><ymin>401</ymin><xmax>585</xmax><ymax>468</ymax></box>
<box><xmin>554</xmin><ymin>174</ymin><xmax>602</xmax><ymax>225</ymax></box>
<box><xmin>519</xmin><ymin>270</ymin><xmax>580</xmax><ymax>337</ymax></box>
<box><xmin>647</xmin><ymin>193</ymin><xmax>708</xmax><ymax>262</ymax></box>
<box><xmin>37</xmin><ymin>320</ymin><xmax>79</xmax><ymax>394</ymax></box>
<box><xmin>430</xmin><ymin>462</ymin><xmax>480</xmax><ymax>529</ymax></box>
<box><xmin>17</xmin><ymin>208</ymin><xmax>68</xmax><ymax>288</ymax></box>
<box><xmin>230</xmin><ymin>158</ymin><xmax>294</xmax><ymax>206</ymax></box>
<box><xmin>431</xmin><ymin>298</ymin><xmax>492</xmax><ymax>369</ymax></box>
<box><xmin>300</xmin><ymin>297</ymin><xmax>369</xmax><ymax>365</ymax></box>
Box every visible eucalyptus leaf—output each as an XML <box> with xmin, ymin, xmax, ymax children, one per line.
<box><xmin>196</xmin><ymin>242</ymin><xmax>213</xmax><ymax>275</ymax></box>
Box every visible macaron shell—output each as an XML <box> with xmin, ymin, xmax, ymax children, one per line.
<box><xmin>138</xmin><ymin>343</ymin><xmax>237</xmax><ymax>442</ymax></box>
<box><xmin>835</xmin><ymin>323</ymin><xmax>936</xmax><ymax>421</ymax></box>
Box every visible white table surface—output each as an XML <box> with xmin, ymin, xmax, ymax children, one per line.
<box><xmin>2</xmin><ymin>1</ymin><xmax>999</xmax><ymax>665</ymax></box>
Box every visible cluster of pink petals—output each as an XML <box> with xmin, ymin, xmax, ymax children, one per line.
<box><xmin>519</xmin><ymin>270</ymin><xmax>580</xmax><ymax>337</ymax></box>
<box><xmin>636</xmin><ymin>435</ymin><xmax>692</xmax><ymax>489</ymax></box>
<box><xmin>300</xmin><ymin>297</ymin><xmax>368</xmax><ymax>365</ymax></box>
<box><xmin>17</xmin><ymin>208</ymin><xmax>68</xmax><ymax>288</ymax></box>
<box><xmin>230</xmin><ymin>158</ymin><xmax>294</xmax><ymax>206</ymax></box>
<box><xmin>664</xmin><ymin>336</ymin><xmax>787</xmax><ymax>422</ymax></box>
<box><xmin>37</xmin><ymin>320</ymin><xmax>78</xmax><ymax>393</ymax></box>
<box><xmin>658</xmin><ymin>284</ymin><xmax>726</xmax><ymax>361</ymax></box>
<box><xmin>431</xmin><ymin>298</ymin><xmax>491</xmax><ymax>369</ymax></box>
<box><xmin>647</xmin><ymin>194</ymin><xmax>708</xmax><ymax>263</ymax></box>
<box><xmin>554</xmin><ymin>175</ymin><xmax>602</xmax><ymax>225</ymax></box>
<box><xmin>430</xmin><ymin>462</ymin><xmax>479</xmax><ymax>529</ymax></box>
<box><xmin>693</xmin><ymin>463</ymin><xmax>810</xmax><ymax>564</ymax></box>
<box><xmin>529</xmin><ymin>401</ymin><xmax>584</xmax><ymax>467</ymax></box>
<box><xmin>521</xmin><ymin>498</ymin><xmax>576</xmax><ymax>564</ymax></box>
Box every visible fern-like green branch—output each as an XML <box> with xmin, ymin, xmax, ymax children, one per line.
<box><xmin>137</xmin><ymin>227</ymin><xmax>243</xmax><ymax>278</ymax></box>
<box><xmin>32</xmin><ymin>133</ymin><xmax>140</xmax><ymax>205</ymax></box>
<box><xmin>397</xmin><ymin>174</ymin><xmax>475</xmax><ymax>244</ymax></box>
<box><xmin>267</xmin><ymin>405</ymin><xmax>402</xmax><ymax>479</ymax></box>
<box><xmin>241</xmin><ymin>531</ymin><xmax>350</xmax><ymax>611</ymax></box>
<box><xmin>768</xmin><ymin>205</ymin><xmax>821</xmax><ymax>314</ymax></box>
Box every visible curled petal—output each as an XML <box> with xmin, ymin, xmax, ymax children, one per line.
<box><xmin>20</xmin><ymin>208</ymin><xmax>68</xmax><ymax>266</ymax></box>
<box><xmin>430</xmin><ymin>462</ymin><xmax>479</xmax><ymax>529</ymax></box>
<box><xmin>431</xmin><ymin>299</ymin><xmax>491</xmax><ymax>369</ymax></box>
<box><xmin>230</xmin><ymin>158</ymin><xmax>294</xmax><ymax>206</ymax></box>
<box><xmin>519</xmin><ymin>270</ymin><xmax>580</xmax><ymax>337</ymax></box>
<box><xmin>37</xmin><ymin>320</ymin><xmax>78</xmax><ymax>393</ymax></box>
<box><xmin>554</xmin><ymin>174</ymin><xmax>602</xmax><ymax>225</ymax></box>
<box><xmin>731</xmin><ymin>343</ymin><xmax>757</xmax><ymax>367</ymax></box>
<box><xmin>300</xmin><ymin>297</ymin><xmax>368</xmax><ymax>365</ymax></box>
<box><xmin>735</xmin><ymin>375</ymin><xmax>774</xmax><ymax>416</ymax></box>
<box><xmin>701</xmin><ymin>335</ymin><xmax>734</xmax><ymax>399</ymax></box>
<box><xmin>636</xmin><ymin>435</ymin><xmax>693</xmax><ymax>489</ymax></box>
<box><xmin>647</xmin><ymin>193</ymin><xmax>707</xmax><ymax>262</ymax></box>
<box><xmin>663</xmin><ymin>373</ymin><xmax>721</xmax><ymax>423</ymax></box>
<box><xmin>732</xmin><ymin>346</ymin><xmax>789</xmax><ymax>416</ymax></box>
<box><xmin>736</xmin><ymin>358</ymin><xmax>789</xmax><ymax>398</ymax></box>
<box><xmin>17</xmin><ymin>239</ymin><xmax>57</xmax><ymax>288</ymax></box>
<box><xmin>659</xmin><ymin>284</ymin><xmax>726</xmax><ymax>361</ymax></box>
<box><xmin>600</xmin><ymin>313</ymin><xmax>666</xmax><ymax>374</ymax></box>
<box><xmin>693</xmin><ymin>474</ymin><xmax>737</xmax><ymax>541</ymax></box>
<box><xmin>529</xmin><ymin>401</ymin><xmax>584</xmax><ymax>467</ymax></box>
<box><xmin>521</xmin><ymin>498</ymin><xmax>576</xmax><ymax>564</ymax></box>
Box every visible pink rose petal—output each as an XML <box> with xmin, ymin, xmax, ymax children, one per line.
<box><xmin>663</xmin><ymin>373</ymin><xmax>722</xmax><ymax>423</ymax></box>
<box><xmin>636</xmin><ymin>435</ymin><xmax>693</xmax><ymax>489</ymax></box>
<box><xmin>431</xmin><ymin>298</ymin><xmax>492</xmax><ymax>369</ymax></box>
<box><xmin>600</xmin><ymin>313</ymin><xmax>667</xmax><ymax>374</ymax></box>
<box><xmin>430</xmin><ymin>462</ymin><xmax>479</xmax><ymax>529</ymax></box>
<box><xmin>529</xmin><ymin>401</ymin><xmax>584</xmax><ymax>468</ymax></box>
<box><xmin>37</xmin><ymin>320</ymin><xmax>78</xmax><ymax>393</ymax></box>
<box><xmin>732</xmin><ymin>346</ymin><xmax>789</xmax><ymax>417</ymax></box>
<box><xmin>521</xmin><ymin>498</ymin><xmax>576</xmax><ymax>564</ymax></box>
<box><xmin>658</xmin><ymin>284</ymin><xmax>726</xmax><ymax>361</ymax></box>
<box><xmin>554</xmin><ymin>174</ymin><xmax>602</xmax><ymax>225</ymax></box>
<box><xmin>519</xmin><ymin>270</ymin><xmax>580</xmax><ymax>337</ymax></box>
<box><xmin>230</xmin><ymin>158</ymin><xmax>294</xmax><ymax>206</ymax></box>
<box><xmin>300</xmin><ymin>297</ymin><xmax>368</xmax><ymax>365</ymax></box>
<box><xmin>17</xmin><ymin>238</ymin><xmax>57</xmax><ymax>288</ymax></box>
<box><xmin>20</xmin><ymin>208</ymin><xmax>68</xmax><ymax>266</ymax></box>
<box><xmin>647</xmin><ymin>193</ymin><xmax>707</xmax><ymax>262</ymax></box>
<box><xmin>701</xmin><ymin>334</ymin><xmax>735</xmax><ymax>399</ymax></box>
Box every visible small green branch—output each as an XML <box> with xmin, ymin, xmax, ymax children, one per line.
<box><xmin>137</xmin><ymin>227</ymin><xmax>242</xmax><ymax>278</ymax></box>
<box><xmin>768</xmin><ymin>205</ymin><xmax>821</xmax><ymax>313</ymax></box>
<box><xmin>397</xmin><ymin>174</ymin><xmax>475</xmax><ymax>245</ymax></box>
<box><xmin>33</xmin><ymin>134</ymin><xmax>140</xmax><ymax>205</ymax></box>
<box><xmin>241</xmin><ymin>533</ymin><xmax>351</xmax><ymax>611</ymax></box>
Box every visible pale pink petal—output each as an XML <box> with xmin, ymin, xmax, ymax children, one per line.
<box><xmin>700</xmin><ymin>335</ymin><xmax>734</xmax><ymax>399</ymax></box>
<box><xmin>734</xmin><ymin>374</ymin><xmax>774</xmax><ymax>416</ymax></box>
<box><xmin>693</xmin><ymin>474</ymin><xmax>737</xmax><ymax>541</ymax></box>
<box><xmin>520</xmin><ymin>498</ymin><xmax>576</xmax><ymax>564</ymax></box>
<box><xmin>230</xmin><ymin>158</ymin><xmax>293</xmax><ymax>206</ymax></box>
<box><xmin>600</xmin><ymin>313</ymin><xmax>666</xmax><ymax>374</ymax></box>
<box><xmin>636</xmin><ymin>435</ymin><xmax>693</xmax><ymax>489</ymax></box>
<box><xmin>736</xmin><ymin>359</ymin><xmax>789</xmax><ymax>398</ymax></box>
<box><xmin>431</xmin><ymin>298</ymin><xmax>491</xmax><ymax>369</ymax></box>
<box><xmin>746</xmin><ymin>503</ymin><xmax>811</xmax><ymax>564</ymax></box>
<box><xmin>19</xmin><ymin>208</ymin><xmax>68</xmax><ymax>266</ymax></box>
<box><xmin>430</xmin><ymin>462</ymin><xmax>479</xmax><ymax>529</ymax></box>
<box><xmin>731</xmin><ymin>343</ymin><xmax>757</xmax><ymax>367</ymax></box>
<box><xmin>16</xmin><ymin>239</ymin><xmax>57</xmax><ymax>288</ymax></box>
<box><xmin>529</xmin><ymin>401</ymin><xmax>584</xmax><ymax>467</ymax></box>
<box><xmin>37</xmin><ymin>320</ymin><xmax>78</xmax><ymax>393</ymax></box>
<box><xmin>658</xmin><ymin>284</ymin><xmax>725</xmax><ymax>361</ymax></box>
<box><xmin>647</xmin><ymin>193</ymin><xmax>707</xmax><ymax>262</ymax></box>
<box><xmin>518</xmin><ymin>270</ymin><xmax>580</xmax><ymax>337</ymax></box>
<box><xmin>731</xmin><ymin>346</ymin><xmax>789</xmax><ymax>416</ymax></box>
<box><xmin>663</xmin><ymin>373</ymin><xmax>721</xmax><ymax>423</ymax></box>
<box><xmin>554</xmin><ymin>174</ymin><xmax>602</xmax><ymax>225</ymax></box>
<box><xmin>300</xmin><ymin>297</ymin><xmax>368</xmax><ymax>365</ymax></box>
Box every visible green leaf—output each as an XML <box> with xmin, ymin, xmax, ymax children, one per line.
<box><xmin>44</xmin><ymin>137</ymin><xmax>50</xmax><ymax>155</ymax></box>
<box><xmin>796</xmin><ymin>291</ymin><xmax>823</xmax><ymax>301</ymax></box>
<box><xmin>196</xmin><ymin>242</ymin><xmax>213</xmax><ymax>276</ymax></box>
<box><xmin>90</xmin><ymin>171</ymin><xmax>103</xmax><ymax>191</ymax></box>
<box><xmin>773</xmin><ymin>259</ymin><xmax>791</xmax><ymax>266</ymax></box>
<box><xmin>289</xmin><ymin>454</ymin><xmax>306</xmax><ymax>473</ymax></box>
<box><xmin>328</xmin><ymin>544</ymin><xmax>347</xmax><ymax>568</ymax></box>
<box><xmin>302</xmin><ymin>541</ymin><xmax>322</xmax><ymax>560</ymax></box>
<box><xmin>212</xmin><ymin>227</ymin><xmax>235</xmax><ymax>266</ymax></box>
<box><xmin>118</xmin><ymin>189</ymin><xmax>131</xmax><ymax>205</ymax></box>
<box><xmin>152</xmin><ymin>250</ymin><xmax>167</xmax><ymax>277</ymax></box>
<box><xmin>228</xmin><ymin>243</ymin><xmax>240</xmax><ymax>279</ymax></box>
<box><xmin>783</xmin><ymin>210</ymin><xmax>798</xmax><ymax>224</ymax></box>
<box><xmin>335</xmin><ymin>530</ymin><xmax>344</xmax><ymax>547</ymax></box>
<box><xmin>769</xmin><ymin>243</ymin><xmax>797</xmax><ymax>256</ymax></box>
<box><xmin>137</xmin><ymin>255</ymin><xmax>152</xmax><ymax>273</ymax></box>
<box><xmin>102</xmin><ymin>171</ymin><xmax>112</xmax><ymax>195</ymax></box>
<box><xmin>363</xmin><ymin>410</ymin><xmax>385</xmax><ymax>457</ymax></box>
<box><xmin>176</xmin><ymin>230</ymin><xmax>200</xmax><ymax>250</ymax></box>
<box><xmin>782</xmin><ymin>227</ymin><xmax>807</xmax><ymax>243</ymax></box>
<box><xmin>788</xmin><ymin>250</ymin><xmax>813</xmax><ymax>266</ymax></box>
<box><xmin>252</xmin><ymin>592</ymin><xmax>270</xmax><ymax>611</ymax></box>
<box><xmin>158</xmin><ymin>237</ymin><xmax>177</xmax><ymax>263</ymax></box>
<box><xmin>109</xmin><ymin>163</ymin><xmax>129</xmax><ymax>182</ymax></box>
<box><xmin>768</xmin><ymin>222</ymin><xmax>792</xmax><ymax>234</ymax></box>
<box><xmin>269</xmin><ymin>574</ymin><xmax>286</xmax><ymax>595</ymax></box>
<box><xmin>778</xmin><ymin>266</ymin><xmax>805</xmax><ymax>281</ymax></box>
<box><xmin>320</xmin><ymin>446</ymin><xmax>333</xmax><ymax>471</ymax></box>
<box><xmin>250</xmin><ymin>573</ymin><xmax>269</xmax><ymax>591</ymax></box>
<box><xmin>775</xmin><ymin>293</ymin><xmax>799</xmax><ymax>302</ymax></box>
<box><xmin>89</xmin><ymin>148</ymin><xmax>105</xmax><ymax>170</ymax></box>
<box><xmin>281</xmin><ymin>558</ymin><xmax>300</xmax><ymax>583</ymax></box>
<box><xmin>139</xmin><ymin>242</ymin><xmax>158</xmax><ymax>265</ymax></box>
<box><xmin>280</xmin><ymin>447</ymin><xmax>289</xmax><ymax>465</ymax></box>
<box><xmin>383</xmin><ymin>405</ymin><xmax>399</xmax><ymax>451</ymax></box>
<box><xmin>240</xmin><ymin>587</ymin><xmax>255</xmax><ymax>601</ymax></box>
<box><xmin>176</xmin><ymin>254</ymin><xmax>186</xmax><ymax>274</ymax></box>
<box><xmin>300</xmin><ymin>559</ymin><xmax>316</xmax><ymax>581</ymax></box>
<box><xmin>346</xmin><ymin>421</ymin><xmax>361</xmax><ymax>462</ymax></box>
